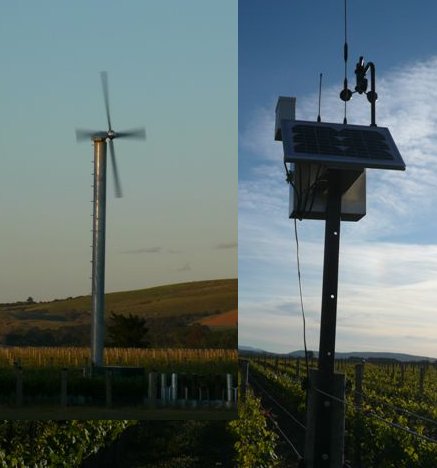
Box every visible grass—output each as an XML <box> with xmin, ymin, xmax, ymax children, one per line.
<box><xmin>0</xmin><ymin>279</ymin><xmax>237</xmax><ymax>337</ymax></box>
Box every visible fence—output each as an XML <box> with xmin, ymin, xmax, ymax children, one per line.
<box><xmin>4</xmin><ymin>366</ymin><xmax>238</xmax><ymax>409</ymax></box>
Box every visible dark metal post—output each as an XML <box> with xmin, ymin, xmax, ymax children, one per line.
<box><xmin>314</xmin><ymin>170</ymin><xmax>344</xmax><ymax>467</ymax></box>
<box><xmin>368</xmin><ymin>62</ymin><xmax>377</xmax><ymax>127</ymax></box>
<box><xmin>319</xmin><ymin>170</ymin><xmax>342</xmax><ymax>376</ymax></box>
<box><xmin>91</xmin><ymin>138</ymin><xmax>107</xmax><ymax>367</ymax></box>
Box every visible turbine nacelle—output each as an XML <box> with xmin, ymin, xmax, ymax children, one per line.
<box><xmin>75</xmin><ymin>71</ymin><xmax>145</xmax><ymax>198</ymax></box>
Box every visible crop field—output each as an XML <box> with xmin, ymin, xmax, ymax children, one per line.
<box><xmin>0</xmin><ymin>346</ymin><xmax>236</xmax><ymax>373</ymax></box>
<box><xmin>0</xmin><ymin>347</ymin><xmax>237</xmax><ymax>417</ymax></box>
<box><xmin>241</xmin><ymin>355</ymin><xmax>437</xmax><ymax>467</ymax></box>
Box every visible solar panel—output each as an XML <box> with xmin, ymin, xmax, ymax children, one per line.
<box><xmin>281</xmin><ymin>120</ymin><xmax>406</xmax><ymax>170</ymax></box>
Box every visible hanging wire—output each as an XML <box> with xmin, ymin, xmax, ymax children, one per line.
<box><xmin>307</xmin><ymin>164</ymin><xmax>323</xmax><ymax>214</ymax></box>
<box><xmin>293</xmin><ymin>219</ymin><xmax>310</xmax><ymax>385</ymax></box>
<box><xmin>284</xmin><ymin>162</ymin><xmax>302</xmax><ymax>217</ymax></box>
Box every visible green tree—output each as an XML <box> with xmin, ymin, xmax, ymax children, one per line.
<box><xmin>107</xmin><ymin>312</ymin><xmax>149</xmax><ymax>348</ymax></box>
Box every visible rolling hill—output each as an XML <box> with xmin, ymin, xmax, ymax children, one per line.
<box><xmin>0</xmin><ymin>279</ymin><xmax>237</xmax><ymax>347</ymax></box>
<box><xmin>238</xmin><ymin>346</ymin><xmax>436</xmax><ymax>362</ymax></box>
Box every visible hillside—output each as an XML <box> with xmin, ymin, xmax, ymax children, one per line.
<box><xmin>238</xmin><ymin>346</ymin><xmax>436</xmax><ymax>362</ymax></box>
<box><xmin>197</xmin><ymin>309</ymin><xmax>237</xmax><ymax>328</ymax></box>
<box><xmin>0</xmin><ymin>279</ymin><xmax>237</xmax><ymax>347</ymax></box>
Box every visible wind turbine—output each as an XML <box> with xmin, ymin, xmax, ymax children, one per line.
<box><xmin>76</xmin><ymin>71</ymin><xmax>145</xmax><ymax>367</ymax></box>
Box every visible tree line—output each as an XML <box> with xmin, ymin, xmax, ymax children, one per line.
<box><xmin>2</xmin><ymin>312</ymin><xmax>236</xmax><ymax>349</ymax></box>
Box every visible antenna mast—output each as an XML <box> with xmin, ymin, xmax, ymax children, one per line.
<box><xmin>339</xmin><ymin>0</ymin><xmax>378</xmax><ymax>126</ymax></box>
<box><xmin>317</xmin><ymin>73</ymin><xmax>323</xmax><ymax>123</ymax></box>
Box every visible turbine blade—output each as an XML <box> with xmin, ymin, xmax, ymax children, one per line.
<box><xmin>109</xmin><ymin>139</ymin><xmax>122</xmax><ymax>198</ymax></box>
<box><xmin>100</xmin><ymin>71</ymin><xmax>112</xmax><ymax>131</ymax></box>
<box><xmin>76</xmin><ymin>129</ymin><xmax>98</xmax><ymax>142</ymax></box>
<box><xmin>116</xmin><ymin>128</ymin><xmax>146</xmax><ymax>140</ymax></box>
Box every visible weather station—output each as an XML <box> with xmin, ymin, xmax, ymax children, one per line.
<box><xmin>275</xmin><ymin>11</ymin><xmax>406</xmax><ymax>468</ymax></box>
<box><xmin>76</xmin><ymin>72</ymin><xmax>146</xmax><ymax>378</ymax></box>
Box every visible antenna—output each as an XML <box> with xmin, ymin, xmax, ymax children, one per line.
<box><xmin>317</xmin><ymin>73</ymin><xmax>323</xmax><ymax>123</ymax></box>
<box><xmin>339</xmin><ymin>0</ymin><xmax>352</xmax><ymax>123</ymax></box>
<box><xmin>339</xmin><ymin>0</ymin><xmax>379</xmax><ymax>126</ymax></box>
<box><xmin>76</xmin><ymin>72</ymin><xmax>146</xmax><ymax>367</ymax></box>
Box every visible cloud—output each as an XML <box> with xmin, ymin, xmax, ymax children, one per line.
<box><xmin>239</xmin><ymin>55</ymin><xmax>437</xmax><ymax>357</ymax></box>
<box><xmin>240</xmin><ymin>55</ymin><xmax>437</xmax><ymax>241</ymax></box>
<box><xmin>121</xmin><ymin>246</ymin><xmax>162</xmax><ymax>254</ymax></box>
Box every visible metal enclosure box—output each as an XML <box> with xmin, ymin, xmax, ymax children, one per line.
<box><xmin>275</xmin><ymin>96</ymin><xmax>296</xmax><ymax>140</ymax></box>
<box><xmin>289</xmin><ymin>163</ymin><xmax>366</xmax><ymax>221</ymax></box>
<box><xmin>276</xmin><ymin>96</ymin><xmax>367</xmax><ymax>222</ymax></box>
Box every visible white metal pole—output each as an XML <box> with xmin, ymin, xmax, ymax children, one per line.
<box><xmin>91</xmin><ymin>138</ymin><xmax>107</xmax><ymax>367</ymax></box>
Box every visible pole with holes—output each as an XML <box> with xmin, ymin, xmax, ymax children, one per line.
<box><xmin>305</xmin><ymin>170</ymin><xmax>346</xmax><ymax>468</ymax></box>
<box><xmin>91</xmin><ymin>138</ymin><xmax>107</xmax><ymax>367</ymax></box>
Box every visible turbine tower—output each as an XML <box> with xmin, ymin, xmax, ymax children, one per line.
<box><xmin>76</xmin><ymin>71</ymin><xmax>145</xmax><ymax>367</ymax></box>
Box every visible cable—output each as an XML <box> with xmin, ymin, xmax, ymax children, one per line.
<box><xmin>300</xmin><ymin>165</ymin><xmax>312</xmax><ymax>216</ymax></box>
<box><xmin>366</xmin><ymin>411</ymin><xmax>437</xmax><ymax>445</ymax></box>
<box><xmin>298</xmin><ymin>163</ymin><xmax>303</xmax><ymax>216</ymax></box>
<box><xmin>315</xmin><ymin>387</ymin><xmax>347</xmax><ymax>406</ymax></box>
<box><xmin>265</xmin><ymin>411</ymin><xmax>304</xmax><ymax>460</ymax></box>
<box><xmin>315</xmin><ymin>388</ymin><xmax>437</xmax><ymax>445</ymax></box>
<box><xmin>250</xmin><ymin>373</ymin><xmax>306</xmax><ymax>430</ymax></box>
<box><xmin>307</xmin><ymin>164</ymin><xmax>323</xmax><ymax>215</ymax></box>
<box><xmin>357</xmin><ymin>391</ymin><xmax>437</xmax><ymax>427</ymax></box>
<box><xmin>284</xmin><ymin>162</ymin><xmax>303</xmax><ymax>219</ymax></box>
<box><xmin>293</xmin><ymin>218</ymin><xmax>310</xmax><ymax>384</ymax></box>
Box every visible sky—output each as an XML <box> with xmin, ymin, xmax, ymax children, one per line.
<box><xmin>0</xmin><ymin>1</ymin><xmax>237</xmax><ymax>303</ymax></box>
<box><xmin>239</xmin><ymin>0</ymin><xmax>437</xmax><ymax>358</ymax></box>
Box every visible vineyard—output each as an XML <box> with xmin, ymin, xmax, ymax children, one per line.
<box><xmin>0</xmin><ymin>346</ymin><xmax>236</xmax><ymax>373</ymax></box>
<box><xmin>0</xmin><ymin>347</ymin><xmax>237</xmax><ymax>416</ymax></box>
<box><xmin>240</xmin><ymin>355</ymin><xmax>437</xmax><ymax>467</ymax></box>
<box><xmin>0</xmin><ymin>420</ymin><xmax>136</xmax><ymax>467</ymax></box>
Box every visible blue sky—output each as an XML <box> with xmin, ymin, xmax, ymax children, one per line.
<box><xmin>0</xmin><ymin>1</ymin><xmax>237</xmax><ymax>303</ymax></box>
<box><xmin>239</xmin><ymin>0</ymin><xmax>437</xmax><ymax>358</ymax></box>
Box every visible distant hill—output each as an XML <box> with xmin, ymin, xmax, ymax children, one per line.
<box><xmin>238</xmin><ymin>346</ymin><xmax>436</xmax><ymax>362</ymax></box>
<box><xmin>239</xmin><ymin>345</ymin><xmax>266</xmax><ymax>354</ymax></box>
<box><xmin>0</xmin><ymin>279</ymin><xmax>237</xmax><ymax>347</ymax></box>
